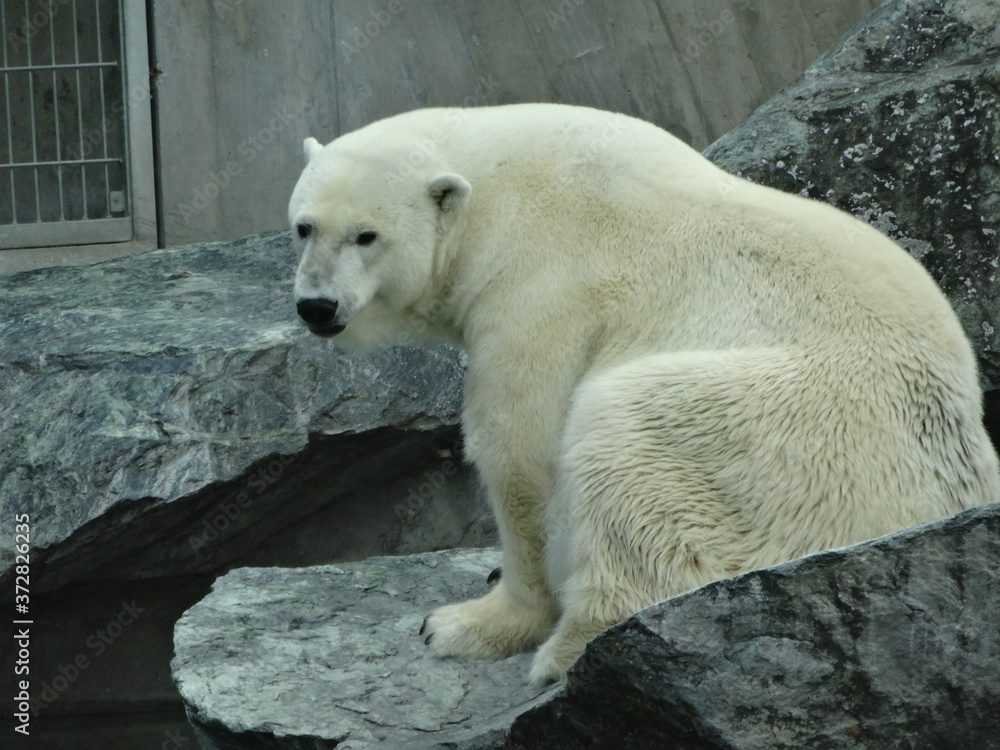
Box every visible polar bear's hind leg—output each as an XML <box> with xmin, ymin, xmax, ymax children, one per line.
<box><xmin>532</xmin><ymin>348</ymin><xmax>863</xmax><ymax>683</ymax></box>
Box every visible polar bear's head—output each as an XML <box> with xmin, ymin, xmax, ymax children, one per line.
<box><xmin>289</xmin><ymin>134</ymin><xmax>470</xmax><ymax>349</ymax></box>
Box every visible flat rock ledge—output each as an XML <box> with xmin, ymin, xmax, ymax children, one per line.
<box><xmin>0</xmin><ymin>230</ymin><xmax>477</xmax><ymax>594</ymax></box>
<box><xmin>173</xmin><ymin>501</ymin><xmax>1000</xmax><ymax>750</ymax></box>
<box><xmin>172</xmin><ymin>548</ymin><xmax>558</xmax><ymax>750</ymax></box>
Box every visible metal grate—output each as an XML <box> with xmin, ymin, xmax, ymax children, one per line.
<box><xmin>0</xmin><ymin>0</ymin><xmax>133</xmax><ymax>248</ymax></box>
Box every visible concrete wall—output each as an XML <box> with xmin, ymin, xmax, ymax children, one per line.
<box><xmin>151</xmin><ymin>0</ymin><xmax>881</xmax><ymax>247</ymax></box>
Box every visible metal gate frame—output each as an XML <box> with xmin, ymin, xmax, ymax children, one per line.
<box><xmin>0</xmin><ymin>0</ymin><xmax>156</xmax><ymax>250</ymax></box>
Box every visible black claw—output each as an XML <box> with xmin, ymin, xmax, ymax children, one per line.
<box><xmin>419</xmin><ymin>615</ymin><xmax>429</xmax><ymax>636</ymax></box>
<box><xmin>487</xmin><ymin>567</ymin><xmax>502</xmax><ymax>585</ymax></box>
<box><xmin>424</xmin><ymin>633</ymin><xmax>434</xmax><ymax>645</ymax></box>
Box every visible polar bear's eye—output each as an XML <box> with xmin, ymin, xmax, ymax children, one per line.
<box><xmin>296</xmin><ymin>223</ymin><xmax>312</xmax><ymax>239</ymax></box>
<box><xmin>356</xmin><ymin>230</ymin><xmax>378</xmax><ymax>246</ymax></box>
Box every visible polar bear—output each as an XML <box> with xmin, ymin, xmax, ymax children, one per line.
<box><xmin>288</xmin><ymin>103</ymin><xmax>1000</xmax><ymax>683</ymax></box>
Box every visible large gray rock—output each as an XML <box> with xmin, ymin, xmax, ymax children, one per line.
<box><xmin>172</xmin><ymin>504</ymin><xmax>1000</xmax><ymax>750</ymax></box>
<box><xmin>0</xmin><ymin>230</ymin><xmax>487</xmax><ymax>594</ymax></box>
<box><xmin>172</xmin><ymin>548</ymin><xmax>555</xmax><ymax>750</ymax></box>
<box><xmin>704</xmin><ymin>0</ymin><xmax>1000</xmax><ymax>389</ymax></box>
<box><xmin>513</xmin><ymin>500</ymin><xmax>1000</xmax><ymax>749</ymax></box>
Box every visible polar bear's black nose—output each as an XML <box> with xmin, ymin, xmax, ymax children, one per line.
<box><xmin>296</xmin><ymin>297</ymin><xmax>339</xmax><ymax>327</ymax></box>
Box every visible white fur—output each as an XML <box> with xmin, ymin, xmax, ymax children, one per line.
<box><xmin>288</xmin><ymin>104</ymin><xmax>1000</xmax><ymax>683</ymax></box>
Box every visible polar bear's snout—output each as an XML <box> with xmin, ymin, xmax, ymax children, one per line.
<box><xmin>296</xmin><ymin>297</ymin><xmax>345</xmax><ymax>337</ymax></box>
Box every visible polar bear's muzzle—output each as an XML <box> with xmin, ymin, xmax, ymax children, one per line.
<box><xmin>296</xmin><ymin>297</ymin><xmax>346</xmax><ymax>337</ymax></box>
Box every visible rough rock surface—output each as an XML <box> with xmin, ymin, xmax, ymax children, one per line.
<box><xmin>173</xmin><ymin>504</ymin><xmax>1000</xmax><ymax>750</ymax></box>
<box><xmin>513</xmin><ymin>500</ymin><xmax>1000</xmax><ymax>749</ymax></box>
<box><xmin>0</xmin><ymin>230</ymin><xmax>483</xmax><ymax>593</ymax></box>
<box><xmin>704</xmin><ymin>0</ymin><xmax>1000</xmax><ymax>389</ymax></box>
<box><xmin>172</xmin><ymin>548</ymin><xmax>556</xmax><ymax>750</ymax></box>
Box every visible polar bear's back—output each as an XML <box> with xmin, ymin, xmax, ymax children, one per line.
<box><xmin>339</xmin><ymin>106</ymin><xmax>948</xmax><ymax>308</ymax></box>
<box><xmin>335</xmin><ymin>103</ymin><xmax>721</xmax><ymax>191</ymax></box>
<box><xmin>332</xmin><ymin>104</ymin><xmax>971</xmax><ymax>367</ymax></box>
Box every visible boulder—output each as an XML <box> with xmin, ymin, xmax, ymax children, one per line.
<box><xmin>172</xmin><ymin>548</ymin><xmax>556</xmax><ymax>750</ymax></box>
<box><xmin>172</xmin><ymin>503</ymin><xmax>1000</xmax><ymax>749</ymax></box>
<box><xmin>512</xmin><ymin>500</ymin><xmax>1000</xmax><ymax>749</ymax></box>
<box><xmin>704</xmin><ymin>0</ymin><xmax>1000</xmax><ymax>390</ymax></box>
<box><xmin>0</xmin><ymin>230</ymin><xmax>490</xmax><ymax>595</ymax></box>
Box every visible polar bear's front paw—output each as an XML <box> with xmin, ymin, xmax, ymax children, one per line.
<box><xmin>420</xmin><ymin>583</ymin><xmax>555</xmax><ymax>660</ymax></box>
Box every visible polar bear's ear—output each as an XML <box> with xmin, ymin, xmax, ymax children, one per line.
<box><xmin>428</xmin><ymin>174</ymin><xmax>471</xmax><ymax>213</ymax></box>
<box><xmin>303</xmin><ymin>137</ymin><xmax>323</xmax><ymax>163</ymax></box>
